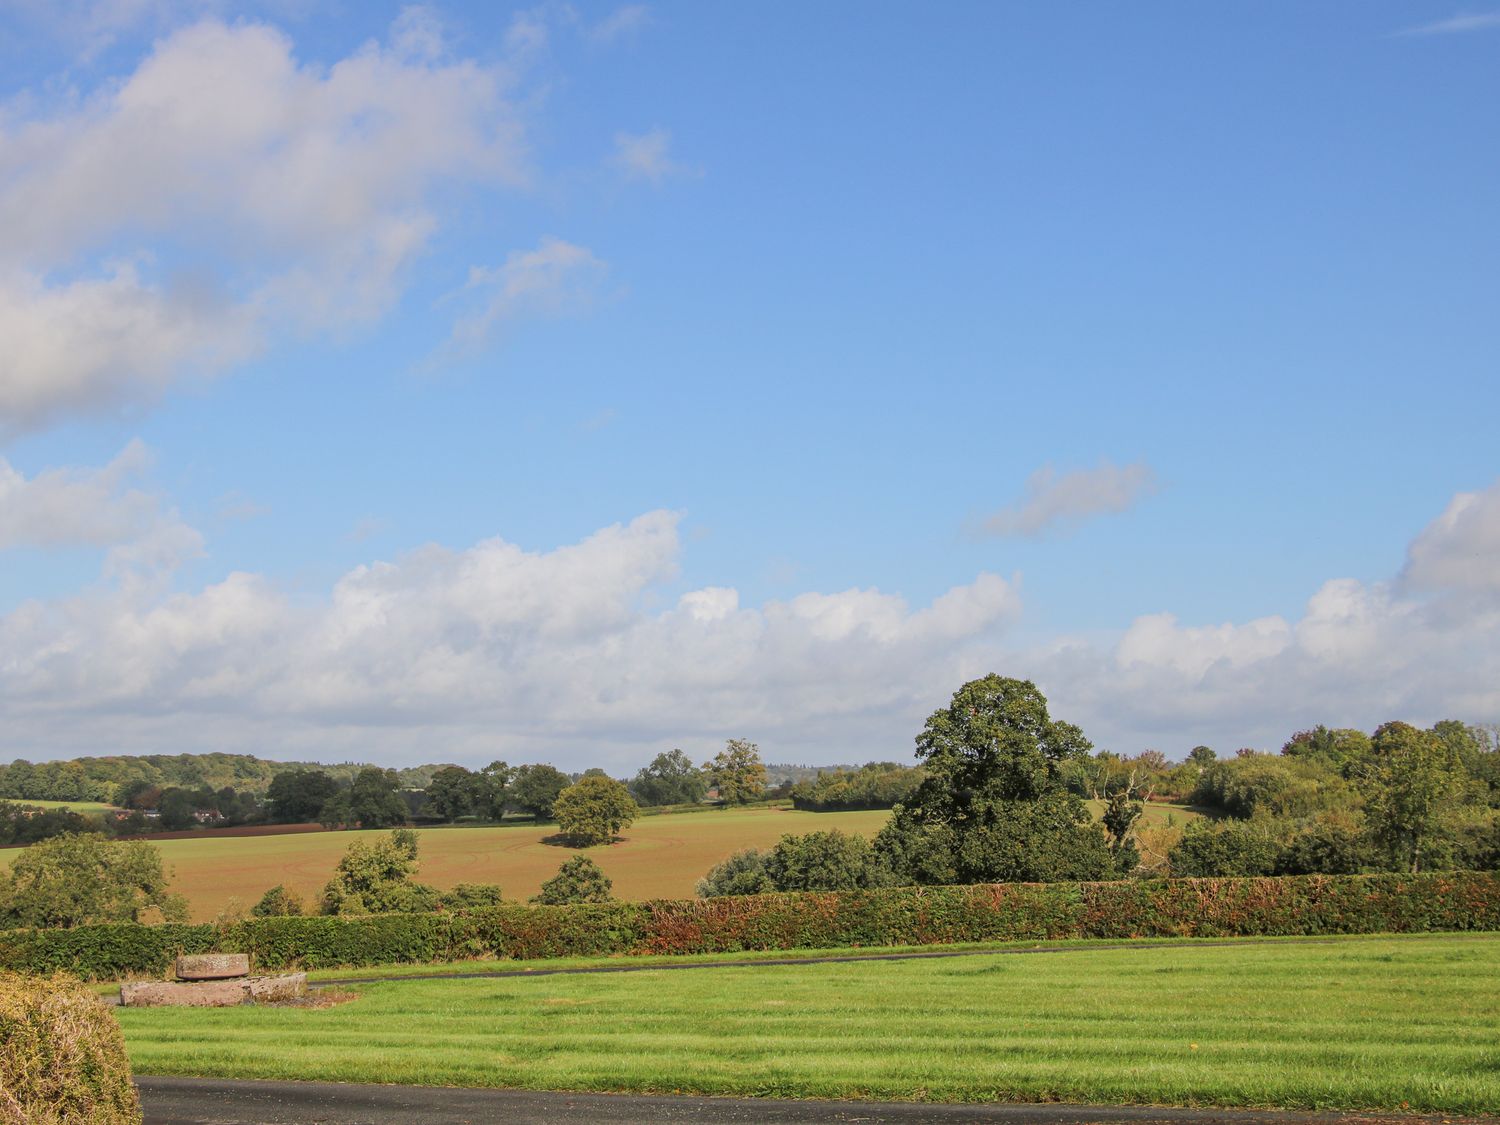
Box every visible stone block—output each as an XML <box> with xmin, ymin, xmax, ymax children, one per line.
<box><xmin>174</xmin><ymin>953</ymin><xmax>250</xmax><ymax>980</ymax></box>
<box><xmin>120</xmin><ymin>973</ymin><xmax>307</xmax><ymax>1008</ymax></box>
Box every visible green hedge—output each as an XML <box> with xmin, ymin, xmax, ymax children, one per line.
<box><xmin>4</xmin><ymin>872</ymin><xmax>1496</xmax><ymax>980</ymax></box>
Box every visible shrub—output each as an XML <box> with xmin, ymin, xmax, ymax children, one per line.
<box><xmin>0</xmin><ymin>835</ymin><xmax>186</xmax><ymax>929</ymax></box>
<box><xmin>250</xmin><ymin>885</ymin><xmax>305</xmax><ymax>917</ymax></box>
<box><xmin>321</xmin><ymin>829</ymin><xmax>440</xmax><ymax>916</ymax></box>
<box><xmin>696</xmin><ymin>849</ymin><xmax>775</xmax><ymax>897</ymax></box>
<box><xmin>439</xmin><ymin>883</ymin><xmax>505</xmax><ymax>910</ymax></box>
<box><xmin>2</xmin><ymin>872</ymin><xmax>1496</xmax><ymax>980</ymax></box>
<box><xmin>1169</xmin><ymin>820</ymin><xmax>1280</xmax><ymax>877</ymax></box>
<box><xmin>532</xmin><ymin>856</ymin><xmax>613</xmax><ymax>904</ymax></box>
<box><xmin>764</xmin><ymin>830</ymin><xmax>893</xmax><ymax>891</ymax></box>
<box><xmin>0</xmin><ymin>971</ymin><xmax>141</xmax><ymax>1124</ymax></box>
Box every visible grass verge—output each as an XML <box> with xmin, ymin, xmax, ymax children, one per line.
<box><xmin>117</xmin><ymin>933</ymin><xmax>1500</xmax><ymax>1113</ymax></box>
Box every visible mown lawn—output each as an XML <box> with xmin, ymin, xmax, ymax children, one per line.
<box><xmin>117</xmin><ymin>934</ymin><xmax>1500</xmax><ymax>1113</ymax></box>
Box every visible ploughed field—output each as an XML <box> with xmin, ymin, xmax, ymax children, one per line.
<box><xmin>1</xmin><ymin>806</ymin><xmax>892</xmax><ymax>921</ymax></box>
<box><xmin>116</xmin><ymin>934</ymin><xmax>1500</xmax><ymax>1113</ymax></box>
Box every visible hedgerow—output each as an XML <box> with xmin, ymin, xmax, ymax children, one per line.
<box><xmin>3</xmin><ymin>871</ymin><xmax>1495</xmax><ymax>980</ymax></box>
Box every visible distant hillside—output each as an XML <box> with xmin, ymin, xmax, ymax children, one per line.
<box><xmin>0</xmin><ymin>753</ymin><xmax>446</xmax><ymax>805</ymax></box>
<box><xmin>764</xmin><ymin>762</ymin><xmax>859</xmax><ymax>786</ymax></box>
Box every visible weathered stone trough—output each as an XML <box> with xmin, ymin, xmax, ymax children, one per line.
<box><xmin>119</xmin><ymin>954</ymin><xmax>308</xmax><ymax>1008</ymax></box>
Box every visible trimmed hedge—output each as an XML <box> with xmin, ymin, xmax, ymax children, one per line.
<box><xmin>2</xmin><ymin>871</ymin><xmax>1495</xmax><ymax>981</ymax></box>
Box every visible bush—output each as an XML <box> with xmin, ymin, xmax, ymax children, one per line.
<box><xmin>439</xmin><ymin>884</ymin><xmax>505</xmax><ymax>910</ymax></box>
<box><xmin>697</xmin><ymin>849</ymin><xmax>775</xmax><ymax>897</ymax></box>
<box><xmin>250</xmin><ymin>885</ymin><xmax>305</xmax><ymax>917</ymax></box>
<box><xmin>0</xmin><ymin>835</ymin><xmax>186</xmax><ymax>929</ymax></box>
<box><xmin>321</xmin><ymin>829</ymin><xmax>440</xmax><ymax>916</ymax></box>
<box><xmin>0</xmin><ymin>971</ymin><xmax>141</xmax><ymax>1124</ymax></box>
<box><xmin>532</xmin><ymin>856</ymin><xmax>613</xmax><ymax>905</ymax></box>
<box><xmin>1169</xmin><ymin>820</ymin><xmax>1280</xmax><ymax>877</ymax></box>
<box><xmin>765</xmin><ymin>830</ymin><xmax>892</xmax><ymax>891</ymax></box>
<box><xmin>2</xmin><ymin>872</ymin><xmax>1495</xmax><ymax>980</ymax></box>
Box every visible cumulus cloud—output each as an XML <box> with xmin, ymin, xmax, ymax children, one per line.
<box><xmin>977</xmin><ymin>459</ymin><xmax>1159</xmax><ymax>538</ymax></box>
<box><xmin>3</xmin><ymin>484</ymin><xmax>1497</xmax><ymax>768</ymax></box>
<box><xmin>0</xmin><ymin>510</ymin><xmax>1020</xmax><ymax>765</ymax></box>
<box><xmin>1400</xmin><ymin>481</ymin><xmax>1500</xmax><ymax>595</ymax></box>
<box><xmin>0</xmin><ymin>15</ymin><xmax>530</xmax><ymax>434</ymax></box>
<box><xmin>612</xmin><ymin>127</ymin><xmax>694</xmax><ymax>184</ymax></box>
<box><xmin>0</xmin><ymin>440</ymin><xmax>200</xmax><ymax>573</ymax></box>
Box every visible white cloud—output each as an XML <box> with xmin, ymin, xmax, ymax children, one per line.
<box><xmin>445</xmin><ymin>237</ymin><xmax>607</xmax><ymax>355</ymax></box>
<box><xmin>0</xmin><ymin>440</ymin><xmax>200</xmax><ymax>574</ymax></box>
<box><xmin>612</xmin><ymin>127</ymin><xmax>693</xmax><ymax>184</ymax></box>
<box><xmin>977</xmin><ymin>459</ymin><xmax>1159</xmax><ymax>538</ymax></box>
<box><xmin>587</xmin><ymin>5</ymin><xmax>649</xmax><ymax>46</ymax></box>
<box><xmin>3</xmin><ymin>484</ymin><xmax>1497</xmax><ymax>768</ymax></box>
<box><xmin>1395</xmin><ymin>11</ymin><xmax>1500</xmax><ymax>36</ymax></box>
<box><xmin>0</xmin><ymin>15</ymin><xmax>531</xmax><ymax>434</ymax></box>
<box><xmin>1401</xmin><ymin>481</ymin><xmax>1500</xmax><ymax>595</ymax></box>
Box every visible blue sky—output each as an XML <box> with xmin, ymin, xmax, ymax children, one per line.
<box><xmin>0</xmin><ymin>2</ymin><xmax>1496</xmax><ymax>770</ymax></box>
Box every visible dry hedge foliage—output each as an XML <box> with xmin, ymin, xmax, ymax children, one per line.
<box><xmin>0</xmin><ymin>971</ymin><xmax>141</xmax><ymax>1125</ymax></box>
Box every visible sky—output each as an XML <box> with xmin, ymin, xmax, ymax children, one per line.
<box><xmin>0</xmin><ymin>1</ymin><xmax>1497</xmax><ymax>772</ymax></box>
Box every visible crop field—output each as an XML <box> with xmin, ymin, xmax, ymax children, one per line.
<box><xmin>116</xmin><ymin>934</ymin><xmax>1500</xmax><ymax>1113</ymax></box>
<box><xmin>0</xmin><ymin>806</ymin><xmax>890</xmax><ymax>921</ymax></box>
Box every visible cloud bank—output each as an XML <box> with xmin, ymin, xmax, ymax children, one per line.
<box><xmin>1</xmin><ymin>478</ymin><xmax>1497</xmax><ymax>769</ymax></box>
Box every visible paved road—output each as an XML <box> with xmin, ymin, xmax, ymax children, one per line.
<box><xmin>136</xmin><ymin>1078</ymin><xmax>1492</xmax><ymax>1125</ymax></box>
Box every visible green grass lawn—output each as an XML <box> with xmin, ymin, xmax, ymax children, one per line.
<box><xmin>117</xmin><ymin>934</ymin><xmax>1500</xmax><ymax>1113</ymax></box>
<box><xmin>9</xmin><ymin>798</ymin><xmax>119</xmax><ymax>814</ymax></box>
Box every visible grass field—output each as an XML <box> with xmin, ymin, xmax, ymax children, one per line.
<box><xmin>0</xmin><ymin>806</ymin><xmax>891</xmax><ymax>921</ymax></box>
<box><xmin>116</xmin><ymin>934</ymin><xmax>1500</xmax><ymax>1113</ymax></box>
<box><xmin>7</xmin><ymin>798</ymin><xmax>120</xmax><ymax>814</ymax></box>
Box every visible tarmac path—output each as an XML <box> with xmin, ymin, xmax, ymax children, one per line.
<box><xmin>136</xmin><ymin>1077</ymin><xmax>1492</xmax><ymax>1125</ymax></box>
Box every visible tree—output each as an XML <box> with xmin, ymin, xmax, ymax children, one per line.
<box><xmin>509</xmin><ymin>764</ymin><xmax>570</xmax><ymax>820</ymax></box>
<box><xmin>320</xmin><ymin>767</ymin><xmax>408</xmax><ymax>829</ymax></box>
<box><xmin>439</xmin><ymin>883</ymin><xmax>505</xmax><ymax>910</ymax></box>
<box><xmin>157</xmin><ymin>788</ymin><xmax>197</xmax><ymax>831</ymax></box>
<box><xmin>696</xmin><ymin>849</ymin><xmax>776</xmax><ymax>897</ymax></box>
<box><xmin>552</xmin><ymin>776</ymin><xmax>638</xmax><ymax>846</ymax></box>
<box><xmin>1363</xmin><ymin>722</ymin><xmax>1461</xmax><ymax>873</ymax></box>
<box><xmin>266</xmin><ymin>769</ymin><xmax>339</xmax><ymax>823</ymax></box>
<box><xmin>251</xmin><ymin>884</ymin><xmax>305</xmax><ymax>917</ymax></box>
<box><xmin>1188</xmin><ymin>745</ymin><xmax>1217</xmax><ymax>767</ymax></box>
<box><xmin>764</xmin><ymin>830</ymin><xmax>891</xmax><ymax>891</ymax></box>
<box><xmin>1101</xmin><ymin>790</ymin><xmax>1143</xmax><ymax>874</ymax></box>
<box><xmin>320</xmin><ymin>828</ymin><xmax>440</xmax><ymax>915</ymax></box>
<box><xmin>531</xmin><ymin>855</ymin><xmax>614</xmax><ymax>904</ymax></box>
<box><xmin>873</xmin><ymin>675</ymin><xmax>1113</xmax><ymax>885</ymax></box>
<box><xmin>704</xmin><ymin>739</ymin><xmax>767</xmax><ymax>805</ymax></box>
<box><xmin>0</xmin><ymin>834</ymin><xmax>187</xmax><ymax>928</ymax></box>
<box><xmin>629</xmin><ymin>750</ymin><xmax>707</xmax><ymax>807</ymax></box>
<box><xmin>424</xmin><ymin>766</ymin><xmax>484</xmax><ymax>821</ymax></box>
<box><xmin>475</xmin><ymin>761</ymin><xmax>513</xmax><ymax>820</ymax></box>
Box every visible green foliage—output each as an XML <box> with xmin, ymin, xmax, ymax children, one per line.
<box><xmin>422</xmin><ymin>766</ymin><xmax>486</xmax><ymax>821</ymax></box>
<box><xmin>703</xmin><ymin>739</ymin><xmax>767</xmax><ymax>805</ymax></box>
<box><xmin>319</xmin><ymin>767</ymin><xmax>408</xmax><ymax>830</ymax></box>
<box><xmin>628</xmin><ymin>749</ymin><xmax>707</xmax><ymax>807</ymax></box>
<box><xmin>1101</xmin><ymin>791</ymin><xmax>1143</xmax><ymax>874</ymax></box>
<box><xmin>763</xmin><ymin>830</ymin><xmax>892</xmax><ymax>892</ymax></box>
<box><xmin>5</xmin><ymin>872</ymin><xmax>1499</xmax><ymax>980</ymax></box>
<box><xmin>1363</xmin><ymin>722</ymin><xmax>1463</xmax><ymax>873</ymax></box>
<box><xmin>0</xmin><ymin>971</ymin><xmax>142</xmax><ymax>1124</ymax></box>
<box><xmin>1281</xmin><ymin>725</ymin><xmax>1372</xmax><ymax>776</ymax></box>
<box><xmin>1192</xmin><ymin>753</ymin><xmax>1350</xmax><ymax>820</ymax></box>
<box><xmin>695</xmin><ymin>849</ymin><xmax>776</xmax><ymax>897</ymax></box>
<box><xmin>1169</xmin><ymin>820</ymin><xmax>1280</xmax><ymax>877</ymax></box>
<box><xmin>0</xmin><ymin>802</ymin><xmax>98</xmax><ymax>847</ymax></box>
<box><xmin>552</xmin><ymin>776</ymin><xmax>638</xmax><ymax>846</ymax></box>
<box><xmin>1274</xmin><ymin>820</ymin><xmax>1378</xmax><ymax>876</ymax></box>
<box><xmin>320</xmin><ymin>829</ymin><xmax>439</xmax><ymax>916</ymax></box>
<box><xmin>790</xmin><ymin>762</ymin><xmax>923</xmax><ymax>811</ymax></box>
<box><xmin>438</xmin><ymin>884</ymin><xmax>505</xmax><ymax>910</ymax></box>
<box><xmin>532</xmin><ymin>856</ymin><xmax>614</xmax><ymax>905</ymax></box>
<box><xmin>875</xmin><ymin>675</ymin><xmax>1114</xmax><ymax>885</ymax></box>
<box><xmin>250</xmin><ymin>885</ymin><xmax>305</xmax><ymax>917</ymax></box>
<box><xmin>509</xmin><ymin>764</ymin><xmax>571</xmax><ymax>819</ymax></box>
<box><xmin>266</xmin><ymin>770</ymin><xmax>338</xmax><ymax>823</ymax></box>
<box><xmin>0</xmin><ymin>835</ymin><xmax>187</xmax><ymax>929</ymax></box>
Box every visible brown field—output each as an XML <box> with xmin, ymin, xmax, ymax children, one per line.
<box><xmin>0</xmin><ymin>806</ymin><xmax>892</xmax><ymax>922</ymax></box>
